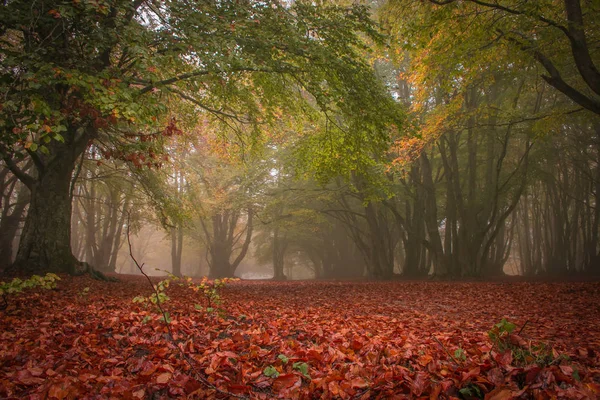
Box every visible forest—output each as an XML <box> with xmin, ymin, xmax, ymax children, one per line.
<box><xmin>1</xmin><ymin>0</ymin><xmax>599</xmax><ymax>399</ymax></box>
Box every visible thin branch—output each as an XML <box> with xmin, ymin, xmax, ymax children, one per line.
<box><xmin>430</xmin><ymin>0</ymin><xmax>569</xmax><ymax>37</ymax></box>
<box><xmin>431</xmin><ymin>334</ymin><xmax>461</xmax><ymax>365</ymax></box>
<box><xmin>517</xmin><ymin>320</ymin><xmax>529</xmax><ymax>336</ymax></box>
<box><xmin>1</xmin><ymin>155</ymin><xmax>35</xmax><ymax>189</ymax></box>
<box><xmin>165</xmin><ymin>87</ymin><xmax>246</xmax><ymax>121</ymax></box>
<box><xmin>138</xmin><ymin>66</ymin><xmax>298</xmax><ymax>95</ymax></box>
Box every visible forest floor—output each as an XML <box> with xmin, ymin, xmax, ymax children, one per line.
<box><xmin>1</xmin><ymin>276</ymin><xmax>599</xmax><ymax>399</ymax></box>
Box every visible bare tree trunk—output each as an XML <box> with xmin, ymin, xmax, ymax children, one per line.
<box><xmin>0</xmin><ymin>179</ymin><xmax>29</xmax><ymax>269</ymax></box>
<box><xmin>171</xmin><ymin>224</ymin><xmax>184</xmax><ymax>276</ymax></box>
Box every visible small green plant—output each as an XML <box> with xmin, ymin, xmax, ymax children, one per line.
<box><xmin>459</xmin><ymin>382</ymin><xmax>483</xmax><ymax>399</ymax></box>
<box><xmin>278</xmin><ymin>354</ymin><xmax>289</xmax><ymax>364</ymax></box>
<box><xmin>132</xmin><ymin>272</ymin><xmax>237</xmax><ymax>323</ymax></box>
<box><xmin>189</xmin><ymin>276</ymin><xmax>237</xmax><ymax>311</ymax></box>
<box><xmin>293</xmin><ymin>362</ymin><xmax>310</xmax><ymax>379</ymax></box>
<box><xmin>264</xmin><ymin>365</ymin><xmax>279</xmax><ymax>378</ymax></box>
<box><xmin>488</xmin><ymin>319</ymin><xmax>564</xmax><ymax>368</ymax></box>
<box><xmin>0</xmin><ymin>273</ymin><xmax>60</xmax><ymax>308</ymax></box>
<box><xmin>488</xmin><ymin>318</ymin><xmax>516</xmax><ymax>352</ymax></box>
<box><xmin>78</xmin><ymin>286</ymin><xmax>90</xmax><ymax>303</ymax></box>
<box><xmin>454</xmin><ymin>348</ymin><xmax>467</xmax><ymax>362</ymax></box>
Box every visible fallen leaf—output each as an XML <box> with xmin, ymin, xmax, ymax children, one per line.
<box><xmin>272</xmin><ymin>374</ymin><xmax>301</xmax><ymax>392</ymax></box>
<box><xmin>48</xmin><ymin>382</ymin><xmax>70</xmax><ymax>400</ymax></box>
<box><xmin>350</xmin><ymin>377</ymin><xmax>369</xmax><ymax>389</ymax></box>
<box><xmin>417</xmin><ymin>354</ymin><xmax>433</xmax><ymax>366</ymax></box>
<box><xmin>156</xmin><ymin>372</ymin><xmax>172</xmax><ymax>384</ymax></box>
<box><xmin>16</xmin><ymin>370</ymin><xmax>44</xmax><ymax>386</ymax></box>
<box><xmin>484</xmin><ymin>386</ymin><xmax>513</xmax><ymax>400</ymax></box>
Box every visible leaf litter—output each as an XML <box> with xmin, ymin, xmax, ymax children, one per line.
<box><xmin>1</xmin><ymin>276</ymin><xmax>599</xmax><ymax>399</ymax></box>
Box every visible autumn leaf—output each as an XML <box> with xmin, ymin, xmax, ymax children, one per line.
<box><xmin>48</xmin><ymin>382</ymin><xmax>70</xmax><ymax>400</ymax></box>
<box><xmin>27</xmin><ymin>367</ymin><xmax>44</xmax><ymax>377</ymax></box>
<box><xmin>272</xmin><ymin>374</ymin><xmax>301</xmax><ymax>392</ymax></box>
<box><xmin>16</xmin><ymin>369</ymin><xmax>44</xmax><ymax>385</ymax></box>
<box><xmin>1</xmin><ymin>277</ymin><xmax>598</xmax><ymax>399</ymax></box>
<box><xmin>417</xmin><ymin>354</ymin><xmax>433</xmax><ymax>366</ymax></box>
<box><xmin>484</xmin><ymin>386</ymin><xmax>513</xmax><ymax>400</ymax></box>
<box><xmin>156</xmin><ymin>372</ymin><xmax>172</xmax><ymax>384</ymax></box>
<box><xmin>350</xmin><ymin>377</ymin><xmax>370</xmax><ymax>389</ymax></box>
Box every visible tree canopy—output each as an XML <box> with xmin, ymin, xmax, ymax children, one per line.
<box><xmin>0</xmin><ymin>0</ymin><xmax>401</xmax><ymax>275</ymax></box>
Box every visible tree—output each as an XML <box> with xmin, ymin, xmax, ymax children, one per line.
<box><xmin>0</xmin><ymin>162</ymin><xmax>30</xmax><ymax>269</ymax></box>
<box><xmin>385</xmin><ymin>0</ymin><xmax>600</xmax><ymax>117</ymax></box>
<box><xmin>70</xmin><ymin>149</ymin><xmax>135</xmax><ymax>273</ymax></box>
<box><xmin>190</xmin><ymin>152</ymin><xmax>257</xmax><ymax>279</ymax></box>
<box><xmin>0</xmin><ymin>0</ymin><xmax>400</xmax><ymax>275</ymax></box>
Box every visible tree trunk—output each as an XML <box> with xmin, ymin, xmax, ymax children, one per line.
<box><xmin>171</xmin><ymin>224</ymin><xmax>183</xmax><ymax>276</ymax></box>
<box><xmin>209</xmin><ymin>243</ymin><xmax>235</xmax><ymax>278</ymax></box>
<box><xmin>364</xmin><ymin>201</ymin><xmax>395</xmax><ymax>279</ymax></box>
<box><xmin>0</xmin><ymin>182</ymin><xmax>29</xmax><ymax>270</ymax></box>
<box><xmin>420</xmin><ymin>151</ymin><xmax>447</xmax><ymax>276</ymax></box>
<box><xmin>272</xmin><ymin>227</ymin><xmax>287</xmax><ymax>280</ymax></box>
<box><xmin>7</xmin><ymin>125</ymin><xmax>94</xmax><ymax>275</ymax></box>
<box><xmin>12</xmin><ymin>142</ymin><xmax>87</xmax><ymax>274</ymax></box>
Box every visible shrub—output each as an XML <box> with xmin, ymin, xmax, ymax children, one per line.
<box><xmin>0</xmin><ymin>273</ymin><xmax>61</xmax><ymax>309</ymax></box>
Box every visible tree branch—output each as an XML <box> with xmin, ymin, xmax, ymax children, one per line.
<box><xmin>1</xmin><ymin>155</ymin><xmax>35</xmax><ymax>189</ymax></box>
<box><xmin>564</xmin><ymin>0</ymin><xmax>600</xmax><ymax>96</ymax></box>
<box><xmin>504</xmin><ymin>33</ymin><xmax>600</xmax><ymax>115</ymax></box>
<box><xmin>231</xmin><ymin>208</ymin><xmax>253</xmax><ymax>270</ymax></box>
<box><xmin>165</xmin><ymin>87</ymin><xmax>246</xmax><ymax>122</ymax></box>
<box><xmin>137</xmin><ymin>66</ymin><xmax>298</xmax><ymax>95</ymax></box>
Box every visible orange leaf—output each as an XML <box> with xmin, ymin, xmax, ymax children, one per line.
<box><xmin>16</xmin><ymin>370</ymin><xmax>44</xmax><ymax>386</ymax></box>
<box><xmin>156</xmin><ymin>372</ymin><xmax>172</xmax><ymax>384</ymax></box>
<box><xmin>350</xmin><ymin>377</ymin><xmax>369</xmax><ymax>389</ymax></box>
<box><xmin>272</xmin><ymin>374</ymin><xmax>301</xmax><ymax>392</ymax></box>
<box><xmin>586</xmin><ymin>383</ymin><xmax>600</xmax><ymax>394</ymax></box>
<box><xmin>417</xmin><ymin>354</ymin><xmax>433</xmax><ymax>366</ymax></box>
<box><xmin>139</xmin><ymin>361</ymin><xmax>158</xmax><ymax>376</ymax></box>
<box><xmin>28</xmin><ymin>367</ymin><xmax>44</xmax><ymax>377</ymax></box>
<box><xmin>48</xmin><ymin>382</ymin><xmax>70</xmax><ymax>400</ymax></box>
<box><xmin>484</xmin><ymin>386</ymin><xmax>513</xmax><ymax>400</ymax></box>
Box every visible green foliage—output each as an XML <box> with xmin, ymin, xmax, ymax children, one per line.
<box><xmin>293</xmin><ymin>362</ymin><xmax>310</xmax><ymax>379</ymax></box>
<box><xmin>1</xmin><ymin>0</ymin><xmax>401</xmax><ymax>171</ymax></box>
<box><xmin>459</xmin><ymin>383</ymin><xmax>483</xmax><ymax>399</ymax></box>
<box><xmin>132</xmin><ymin>273</ymin><xmax>238</xmax><ymax>322</ymax></box>
<box><xmin>277</xmin><ymin>354</ymin><xmax>289</xmax><ymax>364</ymax></box>
<box><xmin>159</xmin><ymin>312</ymin><xmax>172</xmax><ymax>324</ymax></box>
<box><xmin>77</xmin><ymin>286</ymin><xmax>90</xmax><ymax>303</ymax></box>
<box><xmin>0</xmin><ymin>273</ymin><xmax>60</xmax><ymax>297</ymax></box>
<box><xmin>263</xmin><ymin>365</ymin><xmax>280</xmax><ymax>378</ymax></box>
<box><xmin>454</xmin><ymin>348</ymin><xmax>467</xmax><ymax>362</ymax></box>
<box><xmin>189</xmin><ymin>277</ymin><xmax>238</xmax><ymax>311</ymax></box>
<box><xmin>488</xmin><ymin>319</ymin><xmax>566</xmax><ymax>368</ymax></box>
<box><xmin>487</xmin><ymin>318</ymin><xmax>516</xmax><ymax>350</ymax></box>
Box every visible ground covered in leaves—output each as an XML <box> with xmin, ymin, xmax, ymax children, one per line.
<box><xmin>1</xmin><ymin>276</ymin><xmax>599</xmax><ymax>399</ymax></box>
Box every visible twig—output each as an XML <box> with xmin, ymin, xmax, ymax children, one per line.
<box><xmin>517</xmin><ymin>320</ymin><xmax>529</xmax><ymax>335</ymax></box>
<box><xmin>126</xmin><ymin>211</ymin><xmax>247</xmax><ymax>399</ymax></box>
<box><xmin>431</xmin><ymin>335</ymin><xmax>461</xmax><ymax>365</ymax></box>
